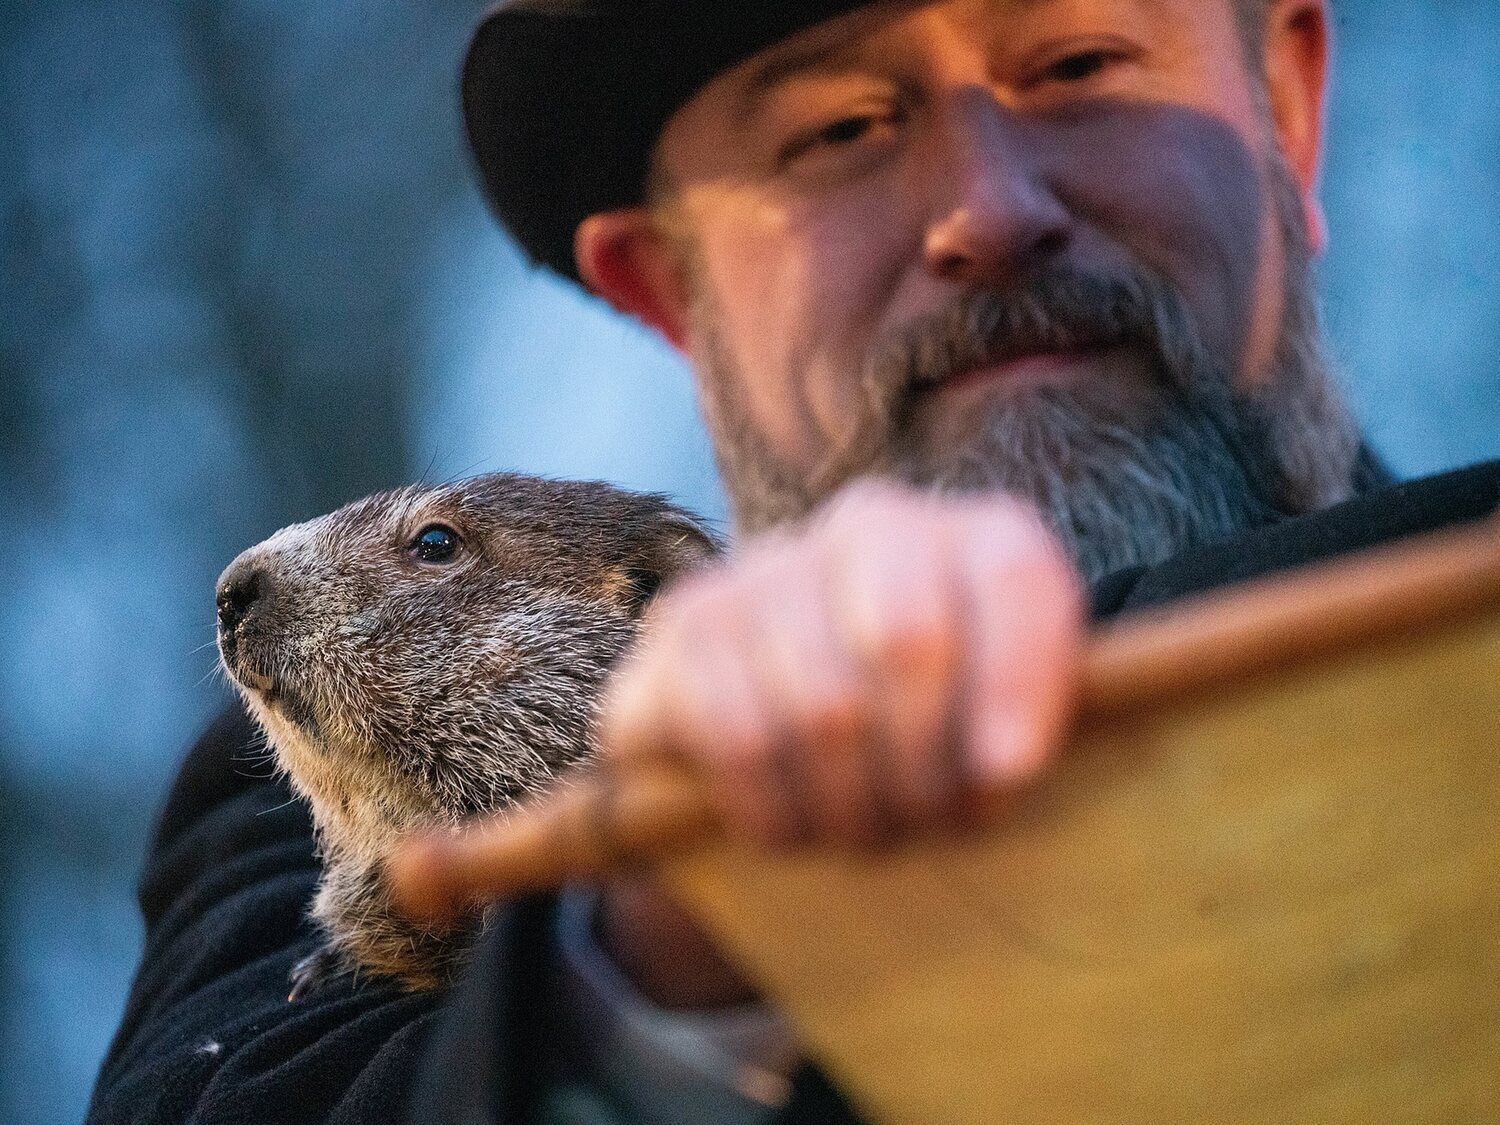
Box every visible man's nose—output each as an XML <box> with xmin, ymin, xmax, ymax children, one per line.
<box><xmin>922</xmin><ymin>91</ymin><xmax>1072</xmax><ymax>287</ymax></box>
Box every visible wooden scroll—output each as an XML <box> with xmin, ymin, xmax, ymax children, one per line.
<box><xmin>392</xmin><ymin>514</ymin><xmax>1500</xmax><ymax>1123</ymax></box>
<box><xmin>665</xmin><ymin>556</ymin><xmax>1500</xmax><ymax>1122</ymax></box>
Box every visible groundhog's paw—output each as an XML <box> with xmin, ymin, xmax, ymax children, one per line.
<box><xmin>288</xmin><ymin>944</ymin><xmax>350</xmax><ymax>1002</ymax></box>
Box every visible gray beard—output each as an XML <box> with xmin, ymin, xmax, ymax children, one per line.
<box><xmin>890</xmin><ymin>379</ymin><xmax>1292</xmax><ymax>583</ymax></box>
<box><xmin>687</xmin><ymin>167</ymin><xmax>1362</xmax><ymax>584</ymax></box>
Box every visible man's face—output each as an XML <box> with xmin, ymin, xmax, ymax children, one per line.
<box><xmin>638</xmin><ymin>0</ymin><xmax>1358</xmax><ymax>577</ymax></box>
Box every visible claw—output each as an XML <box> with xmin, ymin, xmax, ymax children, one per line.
<box><xmin>288</xmin><ymin>945</ymin><xmax>347</xmax><ymax>1002</ymax></box>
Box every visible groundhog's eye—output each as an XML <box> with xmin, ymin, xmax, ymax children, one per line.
<box><xmin>411</xmin><ymin>524</ymin><xmax>462</xmax><ymax>564</ymax></box>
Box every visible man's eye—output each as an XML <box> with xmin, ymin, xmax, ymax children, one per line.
<box><xmin>781</xmin><ymin>108</ymin><xmax>901</xmax><ymax>168</ymax></box>
<box><xmin>818</xmin><ymin>115</ymin><xmax>878</xmax><ymax>146</ymax></box>
<box><xmin>410</xmin><ymin>524</ymin><xmax>462</xmax><ymax>564</ymax></box>
<box><xmin>1043</xmin><ymin>50</ymin><xmax>1117</xmax><ymax>84</ymax></box>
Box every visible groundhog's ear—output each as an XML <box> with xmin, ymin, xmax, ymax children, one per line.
<box><xmin>621</xmin><ymin>512</ymin><xmax>720</xmax><ymax>613</ymax></box>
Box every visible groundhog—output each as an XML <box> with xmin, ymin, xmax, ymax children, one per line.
<box><xmin>214</xmin><ymin>473</ymin><xmax>716</xmax><ymax>996</ymax></box>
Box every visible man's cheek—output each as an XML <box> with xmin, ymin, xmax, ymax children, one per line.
<box><xmin>723</xmin><ymin>215</ymin><xmax>894</xmax><ymax>457</ymax></box>
<box><xmin>782</xmin><ymin>191</ymin><xmax>917</xmax><ymax>358</ymax></box>
<box><xmin>687</xmin><ymin>221</ymin><xmax>828</xmax><ymax>463</ymax></box>
<box><xmin>1047</xmin><ymin>100</ymin><xmax>1267</xmax><ymax>368</ymax></box>
<box><xmin>785</xmin><ymin>229</ymin><xmax>906</xmax><ymax>452</ymax></box>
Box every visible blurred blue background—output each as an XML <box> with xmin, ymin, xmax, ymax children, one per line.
<box><xmin>1</xmin><ymin>2</ymin><xmax>1495</xmax><ymax>1121</ymax></box>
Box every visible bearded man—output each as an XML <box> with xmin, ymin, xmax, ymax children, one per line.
<box><xmin>90</xmin><ymin>1</ymin><xmax>1499</xmax><ymax>1123</ymax></box>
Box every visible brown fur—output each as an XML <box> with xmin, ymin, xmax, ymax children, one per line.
<box><xmin>215</xmin><ymin>473</ymin><xmax>716</xmax><ymax>992</ymax></box>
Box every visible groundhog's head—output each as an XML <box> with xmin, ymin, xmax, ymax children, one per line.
<box><xmin>215</xmin><ymin>474</ymin><xmax>716</xmax><ymax>850</ymax></box>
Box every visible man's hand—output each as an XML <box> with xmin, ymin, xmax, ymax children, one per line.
<box><xmin>601</xmin><ymin>480</ymin><xmax>1086</xmax><ymax>849</ymax></box>
<box><xmin>594</xmin><ymin>482</ymin><xmax>1085</xmax><ymax>1009</ymax></box>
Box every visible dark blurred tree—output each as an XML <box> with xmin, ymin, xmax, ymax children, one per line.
<box><xmin>0</xmin><ymin>3</ymin><xmax>487</xmax><ymax>1122</ymax></box>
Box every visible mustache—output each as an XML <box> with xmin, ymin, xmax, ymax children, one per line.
<box><xmin>858</xmin><ymin>264</ymin><xmax>1300</xmax><ymax>531</ymax></box>
<box><xmin>866</xmin><ymin>267</ymin><xmax>1214</xmax><ymax>398</ymax></box>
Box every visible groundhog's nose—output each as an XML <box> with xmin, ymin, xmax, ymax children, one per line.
<box><xmin>216</xmin><ymin>557</ymin><xmax>271</xmax><ymax>636</ymax></box>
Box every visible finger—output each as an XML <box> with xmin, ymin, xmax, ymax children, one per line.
<box><xmin>748</xmin><ymin>546</ymin><xmax>884</xmax><ymax>848</ymax></box>
<box><xmin>831</xmin><ymin>517</ymin><xmax>967</xmax><ymax>836</ymax></box>
<box><xmin>673</xmin><ymin>612</ymin><xmax>810</xmax><ymax>848</ymax></box>
<box><xmin>599</xmin><ymin>573</ymin><xmax>804</xmax><ymax>848</ymax></box>
<box><xmin>953</xmin><ymin>500</ymin><xmax>1085</xmax><ymax>804</ymax></box>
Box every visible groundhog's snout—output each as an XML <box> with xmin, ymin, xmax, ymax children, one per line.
<box><xmin>217</xmin><ymin>554</ymin><xmax>270</xmax><ymax>637</ymax></box>
<box><xmin>216</xmin><ymin>548</ymin><xmax>289</xmax><ymax>692</ymax></box>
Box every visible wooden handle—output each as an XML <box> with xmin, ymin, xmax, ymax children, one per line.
<box><xmin>388</xmin><ymin>513</ymin><xmax>1500</xmax><ymax>922</ymax></box>
<box><xmin>387</xmin><ymin>759</ymin><xmax>713</xmax><ymax>921</ymax></box>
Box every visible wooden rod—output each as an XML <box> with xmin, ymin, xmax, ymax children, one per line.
<box><xmin>387</xmin><ymin>513</ymin><xmax>1500</xmax><ymax>922</ymax></box>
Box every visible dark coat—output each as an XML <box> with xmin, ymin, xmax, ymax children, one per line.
<box><xmin>88</xmin><ymin>459</ymin><xmax>1499</xmax><ymax>1125</ymax></box>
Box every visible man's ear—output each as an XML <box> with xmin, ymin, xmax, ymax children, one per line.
<box><xmin>575</xmin><ymin>208</ymin><xmax>693</xmax><ymax>351</ymax></box>
<box><xmin>1263</xmin><ymin>0</ymin><xmax>1331</xmax><ymax>251</ymax></box>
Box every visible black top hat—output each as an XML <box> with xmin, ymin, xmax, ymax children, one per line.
<box><xmin>463</xmin><ymin>1</ymin><xmax>870</xmax><ymax>282</ymax></box>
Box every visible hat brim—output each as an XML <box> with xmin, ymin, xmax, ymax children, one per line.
<box><xmin>462</xmin><ymin>1</ymin><xmax>871</xmax><ymax>282</ymax></box>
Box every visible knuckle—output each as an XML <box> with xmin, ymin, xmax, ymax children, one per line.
<box><xmin>656</xmin><ymin>568</ymin><xmax>730</xmax><ymax>626</ymax></box>
<box><xmin>961</xmin><ymin>494</ymin><xmax>1054</xmax><ymax>551</ymax></box>
<box><xmin>970</xmin><ymin>526</ymin><xmax>1079</xmax><ymax>604</ymax></box>
<box><xmin>825</xmin><ymin>478</ymin><xmax>920</xmax><ymax>533</ymax></box>
<box><xmin>737</xmin><ymin>527</ymin><xmax>804</xmax><ymax>577</ymax></box>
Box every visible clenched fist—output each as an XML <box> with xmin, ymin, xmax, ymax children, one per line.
<box><xmin>596</xmin><ymin>482</ymin><xmax>1085</xmax><ymax>1008</ymax></box>
<box><xmin>601</xmin><ymin>480</ymin><xmax>1086</xmax><ymax>850</ymax></box>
